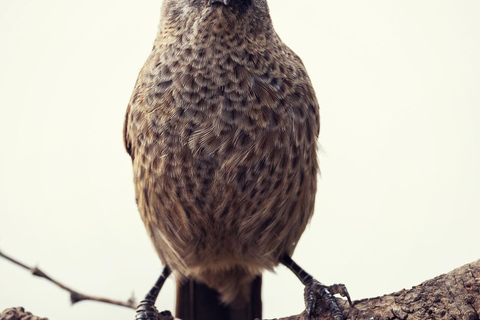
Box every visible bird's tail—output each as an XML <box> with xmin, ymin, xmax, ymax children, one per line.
<box><xmin>175</xmin><ymin>276</ymin><xmax>262</xmax><ymax>320</ymax></box>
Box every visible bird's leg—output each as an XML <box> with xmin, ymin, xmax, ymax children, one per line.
<box><xmin>281</xmin><ymin>255</ymin><xmax>352</xmax><ymax>320</ymax></box>
<box><xmin>135</xmin><ymin>265</ymin><xmax>173</xmax><ymax>320</ymax></box>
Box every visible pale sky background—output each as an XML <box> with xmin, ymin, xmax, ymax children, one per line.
<box><xmin>1</xmin><ymin>1</ymin><xmax>479</xmax><ymax>319</ymax></box>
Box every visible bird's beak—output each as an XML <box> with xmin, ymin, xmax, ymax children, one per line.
<box><xmin>208</xmin><ymin>0</ymin><xmax>231</xmax><ymax>6</ymax></box>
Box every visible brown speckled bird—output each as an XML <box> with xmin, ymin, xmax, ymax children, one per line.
<box><xmin>124</xmin><ymin>1</ymin><xmax>350</xmax><ymax>320</ymax></box>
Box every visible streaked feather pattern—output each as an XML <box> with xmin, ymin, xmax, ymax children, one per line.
<box><xmin>124</xmin><ymin>0</ymin><xmax>320</xmax><ymax>305</ymax></box>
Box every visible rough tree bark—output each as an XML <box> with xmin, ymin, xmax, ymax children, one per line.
<box><xmin>2</xmin><ymin>260</ymin><xmax>479</xmax><ymax>320</ymax></box>
<box><xmin>271</xmin><ymin>259</ymin><xmax>480</xmax><ymax>320</ymax></box>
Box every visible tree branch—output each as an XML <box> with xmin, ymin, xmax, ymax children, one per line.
<box><xmin>1</xmin><ymin>307</ymin><xmax>48</xmax><ymax>320</ymax></box>
<box><xmin>0</xmin><ymin>249</ymin><xmax>136</xmax><ymax>309</ymax></box>
<box><xmin>265</xmin><ymin>259</ymin><xmax>480</xmax><ymax>320</ymax></box>
<box><xmin>2</xmin><ymin>247</ymin><xmax>479</xmax><ymax>320</ymax></box>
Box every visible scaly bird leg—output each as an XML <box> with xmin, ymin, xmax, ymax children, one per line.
<box><xmin>135</xmin><ymin>265</ymin><xmax>173</xmax><ymax>320</ymax></box>
<box><xmin>281</xmin><ymin>255</ymin><xmax>352</xmax><ymax>320</ymax></box>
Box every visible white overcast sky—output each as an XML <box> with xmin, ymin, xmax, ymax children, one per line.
<box><xmin>1</xmin><ymin>1</ymin><xmax>479</xmax><ymax>320</ymax></box>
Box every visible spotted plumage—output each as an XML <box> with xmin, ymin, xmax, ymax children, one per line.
<box><xmin>124</xmin><ymin>0</ymin><xmax>320</xmax><ymax>309</ymax></box>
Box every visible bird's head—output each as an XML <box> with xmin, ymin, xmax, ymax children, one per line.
<box><xmin>159</xmin><ymin>0</ymin><xmax>273</xmax><ymax>39</ymax></box>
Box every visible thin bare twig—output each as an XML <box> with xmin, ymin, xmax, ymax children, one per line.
<box><xmin>0</xmin><ymin>249</ymin><xmax>136</xmax><ymax>309</ymax></box>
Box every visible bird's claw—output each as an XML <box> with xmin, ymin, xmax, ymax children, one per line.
<box><xmin>158</xmin><ymin>310</ymin><xmax>174</xmax><ymax>320</ymax></box>
<box><xmin>134</xmin><ymin>299</ymin><xmax>173</xmax><ymax>320</ymax></box>
<box><xmin>135</xmin><ymin>299</ymin><xmax>157</xmax><ymax>320</ymax></box>
<box><xmin>304</xmin><ymin>280</ymin><xmax>350</xmax><ymax>320</ymax></box>
<box><xmin>328</xmin><ymin>283</ymin><xmax>353</xmax><ymax>307</ymax></box>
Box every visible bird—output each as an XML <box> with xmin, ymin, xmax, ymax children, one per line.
<box><xmin>123</xmin><ymin>0</ymin><xmax>350</xmax><ymax>319</ymax></box>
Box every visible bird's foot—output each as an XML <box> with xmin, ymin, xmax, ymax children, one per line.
<box><xmin>158</xmin><ymin>310</ymin><xmax>174</xmax><ymax>320</ymax></box>
<box><xmin>134</xmin><ymin>299</ymin><xmax>173</xmax><ymax>320</ymax></box>
<box><xmin>304</xmin><ymin>280</ymin><xmax>352</xmax><ymax>320</ymax></box>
